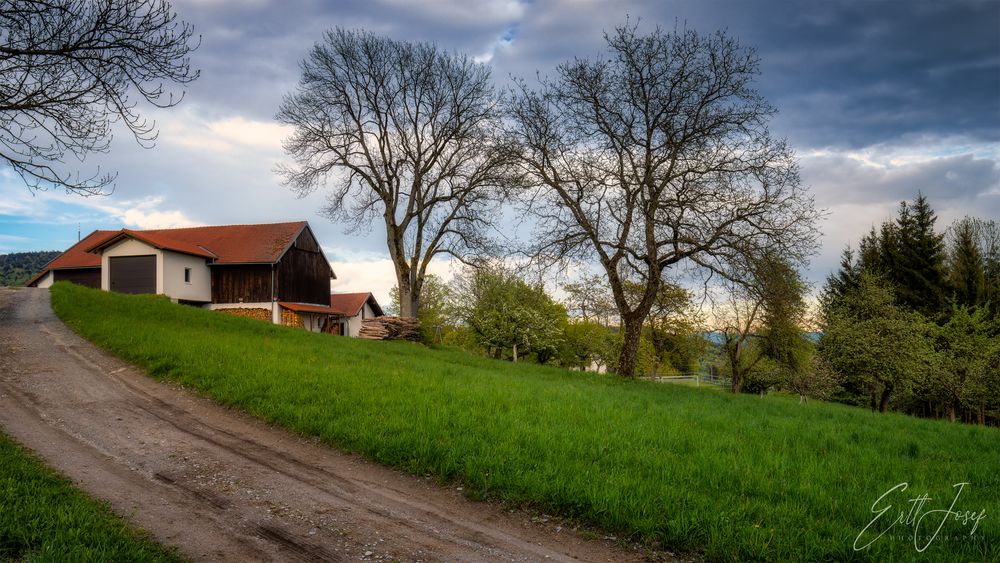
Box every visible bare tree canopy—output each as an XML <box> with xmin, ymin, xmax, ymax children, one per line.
<box><xmin>508</xmin><ymin>23</ymin><xmax>821</xmax><ymax>377</ymax></box>
<box><xmin>277</xmin><ymin>28</ymin><xmax>516</xmax><ymax>317</ymax></box>
<box><xmin>0</xmin><ymin>0</ymin><xmax>199</xmax><ymax>195</ymax></box>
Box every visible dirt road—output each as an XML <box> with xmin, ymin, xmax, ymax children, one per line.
<box><xmin>0</xmin><ymin>288</ymin><xmax>646</xmax><ymax>562</ymax></box>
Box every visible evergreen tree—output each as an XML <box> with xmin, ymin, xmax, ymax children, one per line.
<box><xmin>893</xmin><ymin>194</ymin><xmax>948</xmax><ymax>318</ymax></box>
<box><xmin>858</xmin><ymin>227</ymin><xmax>885</xmax><ymax>273</ymax></box>
<box><xmin>967</xmin><ymin>218</ymin><xmax>1000</xmax><ymax>319</ymax></box>
<box><xmin>820</xmin><ymin>246</ymin><xmax>859</xmax><ymax>313</ymax></box>
<box><xmin>947</xmin><ymin>218</ymin><xmax>986</xmax><ymax>308</ymax></box>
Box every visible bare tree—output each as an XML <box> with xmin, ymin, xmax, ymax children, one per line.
<box><xmin>508</xmin><ymin>23</ymin><xmax>820</xmax><ymax>377</ymax></box>
<box><xmin>0</xmin><ymin>0</ymin><xmax>199</xmax><ymax>195</ymax></box>
<box><xmin>277</xmin><ymin>29</ymin><xmax>516</xmax><ymax>318</ymax></box>
<box><xmin>562</xmin><ymin>273</ymin><xmax>616</xmax><ymax>326</ymax></box>
<box><xmin>714</xmin><ymin>281</ymin><xmax>765</xmax><ymax>394</ymax></box>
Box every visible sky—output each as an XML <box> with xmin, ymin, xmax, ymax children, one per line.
<box><xmin>2</xmin><ymin>0</ymin><xmax>998</xmax><ymax>306</ymax></box>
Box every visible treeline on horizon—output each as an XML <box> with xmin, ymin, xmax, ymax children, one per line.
<box><xmin>0</xmin><ymin>251</ymin><xmax>59</xmax><ymax>287</ymax></box>
<box><xmin>393</xmin><ymin>193</ymin><xmax>998</xmax><ymax>427</ymax></box>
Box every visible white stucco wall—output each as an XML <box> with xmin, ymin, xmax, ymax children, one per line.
<box><xmin>162</xmin><ymin>250</ymin><xmax>211</xmax><ymax>302</ymax></box>
<box><xmin>100</xmin><ymin>238</ymin><xmax>210</xmax><ymax>302</ymax></box>
<box><xmin>101</xmin><ymin>238</ymin><xmax>160</xmax><ymax>292</ymax></box>
<box><xmin>35</xmin><ymin>271</ymin><xmax>54</xmax><ymax>288</ymax></box>
<box><xmin>343</xmin><ymin>302</ymin><xmax>377</xmax><ymax>337</ymax></box>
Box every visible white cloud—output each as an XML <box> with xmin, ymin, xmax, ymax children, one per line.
<box><xmin>329</xmin><ymin>258</ymin><xmax>457</xmax><ymax>306</ymax></box>
<box><xmin>115</xmin><ymin>200</ymin><xmax>202</xmax><ymax>229</ymax></box>
<box><xmin>158</xmin><ymin>107</ymin><xmax>290</xmax><ymax>155</ymax></box>
<box><xmin>799</xmin><ymin>141</ymin><xmax>1000</xmax><ymax>285</ymax></box>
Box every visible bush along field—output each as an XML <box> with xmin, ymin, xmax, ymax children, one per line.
<box><xmin>51</xmin><ymin>283</ymin><xmax>999</xmax><ymax>561</ymax></box>
<box><xmin>0</xmin><ymin>431</ymin><xmax>180</xmax><ymax>562</ymax></box>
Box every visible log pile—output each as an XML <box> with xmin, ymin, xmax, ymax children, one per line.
<box><xmin>357</xmin><ymin>316</ymin><xmax>421</xmax><ymax>341</ymax></box>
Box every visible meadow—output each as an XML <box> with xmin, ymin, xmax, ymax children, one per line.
<box><xmin>51</xmin><ymin>283</ymin><xmax>999</xmax><ymax>561</ymax></box>
<box><xmin>0</xmin><ymin>431</ymin><xmax>180</xmax><ymax>562</ymax></box>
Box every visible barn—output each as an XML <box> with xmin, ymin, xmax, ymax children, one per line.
<box><xmin>28</xmin><ymin>221</ymin><xmax>354</xmax><ymax>332</ymax></box>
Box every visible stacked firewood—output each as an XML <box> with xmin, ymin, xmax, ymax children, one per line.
<box><xmin>357</xmin><ymin>316</ymin><xmax>421</xmax><ymax>341</ymax></box>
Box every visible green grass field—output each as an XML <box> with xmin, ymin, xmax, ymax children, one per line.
<box><xmin>0</xmin><ymin>431</ymin><xmax>181</xmax><ymax>562</ymax></box>
<box><xmin>51</xmin><ymin>283</ymin><xmax>999</xmax><ymax>561</ymax></box>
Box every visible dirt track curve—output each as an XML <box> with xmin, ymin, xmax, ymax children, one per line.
<box><xmin>0</xmin><ymin>288</ymin><xmax>649</xmax><ymax>562</ymax></box>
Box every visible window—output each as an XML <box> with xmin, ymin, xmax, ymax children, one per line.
<box><xmin>184</xmin><ymin>267</ymin><xmax>191</xmax><ymax>283</ymax></box>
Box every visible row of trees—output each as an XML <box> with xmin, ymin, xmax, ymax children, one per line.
<box><xmin>384</xmin><ymin>194</ymin><xmax>999</xmax><ymax>426</ymax></box>
<box><xmin>0</xmin><ymin>251</ymin><xmax>60</xmax><ymax>287</ymax></box>
<box><xmin>388</xmin><ymin>265</ymin><xmax>705</xmax><ymax>377</ymax></box>
<box><xmin>819</xmin><ymin>195</ymin><xmax>999</xmax><ymax>423</ymax></box>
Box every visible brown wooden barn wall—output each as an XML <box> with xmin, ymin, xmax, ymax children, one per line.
<box><xmin>211</xmin><ymin>264</ymin><xmax>273</xmax><ymax>303</ymax></box>
<box><xmin>53</xmin><ymin>268</ymin><xmax>101</xmax><ymax>288</ymax></box>
<box><xmin>276</xmin><ymin>228</ymin><xmax>331</xmax><ymax>305</ymax></box>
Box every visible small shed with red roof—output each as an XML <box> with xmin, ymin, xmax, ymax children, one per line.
<box><xmin>328</xmin><ymin>292</ymin><xmax>384</xmax><ymax>336</ymax></box>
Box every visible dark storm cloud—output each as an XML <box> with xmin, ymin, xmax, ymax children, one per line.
<box><xmin>492</xmin><ymin>0</ymin><xmax>1000</xmax><ymax>149</ymax></box>
<box><xmin>736</xmin><ymin>0</ymin><xmax>1000</xmax><ymax>148</ymax></box>
<box><xmin>171</xmin><ymin>0</ymin><xmax>525</xmax><ymax>120</ymax></box>
<box><xmin>167</xmin><ymin>0</ymin><xmax>999</xmax><ymax>149</ymax></box>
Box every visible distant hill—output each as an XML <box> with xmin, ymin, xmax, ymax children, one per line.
<box><xmin>702</xmin><ymin>330</ymin><xmax>823</xmax><ymax>345</ymax></box>
<box><xmin>0</xmin><ymin>251</ymin><xmax>60</xmax><ymax>287</ymax></box>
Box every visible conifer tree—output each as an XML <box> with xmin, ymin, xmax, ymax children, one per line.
<box><xmin>893</xmin><ymin>194</ymin><xmax>948</xmax><ymax>317</ymax></box>
<box><xmin>947</xmin><ymin>218</ymin><xmax>987</xmax><ymax>308</ymax></box>
<box><xmin>820</xmin><ymin>247</ymin><xmax>859</xmax><ymax>311</ymax></box>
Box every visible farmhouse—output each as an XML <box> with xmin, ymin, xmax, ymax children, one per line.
<box><xmin>27</xmin><ymin>221</ymin><xmax>381</xmax><ymax>334</ymax></box>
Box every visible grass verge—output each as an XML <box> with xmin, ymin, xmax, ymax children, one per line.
<box><xmin>51</xmin><ymin>283</ymin><xmax>999</xmax><ymax>561</ymax></box>
<box><xmin>0</xmin><ymin>431</ymin><xmax>181</xmax><ymax>562</ymax></box>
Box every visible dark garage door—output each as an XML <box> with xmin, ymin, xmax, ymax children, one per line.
<box><xmin>109</xmin><ymin>255</ymin><xmax>156</xmax><ymax>294</ymax></box>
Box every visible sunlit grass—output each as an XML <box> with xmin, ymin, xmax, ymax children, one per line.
<box><xmin>0</xmin><ymin>431</ymin><xmax>181</xmax><ymax>562</ymax></box>
<box><xmin>51</xmin><ymin>283</ymin><xmax>999</xmax><ymax>561</ymax></box>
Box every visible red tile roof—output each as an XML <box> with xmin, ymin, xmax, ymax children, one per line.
<box><xmin>90</xmin><ymin>229</ymin><xmax>217</xmax><ymax>258</ymax></box>
<box><xmin>87</xmin><ymin>222</ymin><xmax>308</xmax><ymax>264</ymax></box>
<box><xmin>278</xmin><ymin>302</ymin><xmax>342</xmax><ymax>315</ymax></box>
<box><xmin>329</xmin><ymin>292</ymin><xmax>384</xmax><ymax>317</ymax></box>
<box><xmin>25</xmin><ymin>230</ymin><xmax>115</xmax><ymax>286</ymax></box>
<box><xmin>28</xmin><ymin>222</ymin><xmax>325</xmax><ymax>286</ymax></box>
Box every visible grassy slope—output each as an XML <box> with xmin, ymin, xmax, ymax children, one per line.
<box><xmin>51</xmin><ymin>283</ymin><xmax>999</xmax><ymax>561</ymax></box>
<box><xmin>0</xmin><ymin>432</ymin><xmax>181</xmax><ymax>562</ymax></box>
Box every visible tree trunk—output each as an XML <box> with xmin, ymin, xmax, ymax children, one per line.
<box><xmin>512</xmin><ymin>343</ymin><xmax>518</xmax><ymax>363</ymax></box>
<box><xmin>393</xmin><ymin>270</ymin><xmax>422</xmax><ymax>319</ymax></box>
<box><xmin>878</xmin><ymin>386</ymin><xmax>893</xmax><ymax>413</ymax></box>
<box><xmin>616</xmin><ymin>314</ymin><xmax>644</xmax><ymax>378</ymax></box>
<box><xmin>731</xmin><ymin>373</ymin><xmax>742</xmax><ymax>394</ymax></box>
<box><xmin>946</xmin><ymin>403</ymin><xmax>957</xmax><ymax>423</ymax></box>
<box><xmin>387</xmin><ymin>224</ymin><xmax>420</xmax><ymax>318</ymax></box>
